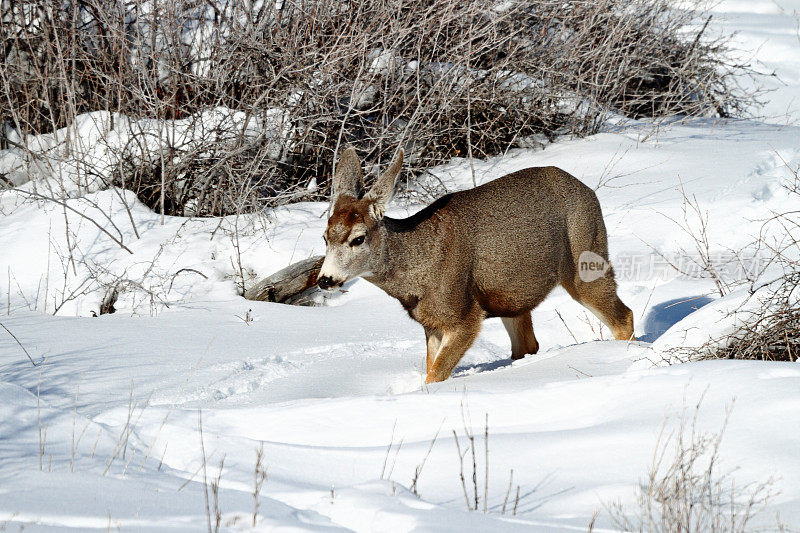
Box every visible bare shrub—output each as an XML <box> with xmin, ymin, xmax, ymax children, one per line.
<box><xmin>2</xmin><ymin>0</ymin><xmax>760</xmax><ymax>215</ymax></box>
<box><xmin>666</xmin><ymin>162</ymin><xmax>799</xmax><ymax>363</ymax></box>
<box><xmin>708</xmin><ymin>161</ymin><xmax>800</xmax><ymax>362</ymax></box>
<box><xmin>683</xmin><ymin>272</ymin><xmax>799</xmax><ymax>363</ymax></box>
<box><xmin>716</xmin><ymin>271</ymin><xmax>799</xmax><ymax>363</ymax></box>
<box><xmin>608</xmin><ymin>401</ymin><xmax>775</xmax><ymax>532</ymax></box>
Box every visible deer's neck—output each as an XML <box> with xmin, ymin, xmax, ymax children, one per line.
<box><xmin>362</xmin><ymin>221</ymin><xmax>430</xmax><ymax>310</ymax></box>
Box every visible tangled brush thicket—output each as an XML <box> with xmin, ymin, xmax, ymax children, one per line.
<box><xmin>709</xmin><ymin>273</ymin><xmax>799</xmax><ymax>362</ymax></box>
<box><xmin>665</xmin><ymin>165</ymin><xmax>799</xmax><ymax>364</ymax></box>
<box><xmin>708</xmin><ymin>166</ymin><xmax>798</xmax><ymax>362</ymax></box>
<box><xmin>1</xmin><ymin>0</ymin><xmax>758</xmax><ymax>215</ymax></box>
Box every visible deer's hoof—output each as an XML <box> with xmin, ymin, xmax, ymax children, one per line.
<box><xmin>425</xmin><ymin>372</ymin><xmax>444</xmax><ymax>383</ymax></box>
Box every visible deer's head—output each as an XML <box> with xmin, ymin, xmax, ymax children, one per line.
<box><xmin>317</xmin><ymin>147</ymin><xmax>404</xmax><ymax>291</ymax></box>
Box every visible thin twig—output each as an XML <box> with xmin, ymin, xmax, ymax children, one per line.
<box><xmin>452</xmin><ymin>429</ymin><xmax>472</xmax><ymax>511</ymax></box>
<box><xmin>199</xmin><ymin>409</ymin><xmax>212</xmax><ymax>533</ymax></box>
<box><xmin>12</xmin><ymin>189</ymin><xmax>133</xmax><ymax>254</ymax></box>
<box><xmin>502</xmin><ymin>469</ymin><xmax>514</xmax><ymax>515</ymax></box>
<box><xmin>0</xmin><ymin>320</ymin><xmax>36</xmax><ymax>366</ymax></box>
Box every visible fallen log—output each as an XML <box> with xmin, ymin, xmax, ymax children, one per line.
<box><xmin>244</xmin><ymin>255</ymin><xmax>325</xmax><ymax>305</ymax></box>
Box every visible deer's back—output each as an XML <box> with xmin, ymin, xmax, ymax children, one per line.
<box><xmin>439</xmin><ymin>166</ymin><xmax>604</xmax><ymax>317</ymax></box>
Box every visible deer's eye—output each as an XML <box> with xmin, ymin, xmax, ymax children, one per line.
<box><xmin>350</xmin><ymin>235</ymin><xmax>365</xmax><ymax>247</ymax></box>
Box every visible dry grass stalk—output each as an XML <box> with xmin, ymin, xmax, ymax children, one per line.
<box><xmin>607</xmin><ymin>400</ymin><xmax>775</xmax><ymax>532</ymax></box>
<box><xmin>252</xmin><ymin>443</ymin><xmax>267</xmax><ymax>527</ymax></box>
<box><xmin>452</xmin><ymin>429</ymin><xmax>472</xmax><ymax>511</ymax></box>
<box><xmin>410</xmin><ymin>420</ymin><xmax>444</xmax><ymax>496</ymax></box>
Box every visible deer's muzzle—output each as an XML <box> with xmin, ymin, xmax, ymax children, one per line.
<box><xmin>317</xmin><ymin>275</ymin><xmax>342</xmax><ymax>291</ymax></box>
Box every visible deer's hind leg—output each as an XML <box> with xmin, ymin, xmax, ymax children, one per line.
<box><xmin>564</xmin><ymin>274</ymin><xmax>635</xmax><ymax>341</ymax></box>
<box><xmin>501</xmin><ymin>313</ymin><xmax>539</xmax><ymax>360</ymax></box>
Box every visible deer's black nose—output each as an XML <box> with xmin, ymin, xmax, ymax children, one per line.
<box><xmin>317</xmin><ymin>275</ymin><xmax>335</xmax><ymax>290</ymax></box>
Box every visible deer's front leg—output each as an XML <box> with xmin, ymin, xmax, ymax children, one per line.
<box><xmin>424</xmin><ymin>326</ymin><xmax>443</xmax><ymax>375</ymax></box>
<box><xmin>425</xmin><ymin>323</ymin><xmax>481</xmax><ymax>383</ymax></box>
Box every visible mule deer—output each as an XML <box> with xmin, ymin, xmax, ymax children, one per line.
<box><xmin>318</xmin><ymin>148</ymin><xmax>635</xmax><ymax>383</ymax></box>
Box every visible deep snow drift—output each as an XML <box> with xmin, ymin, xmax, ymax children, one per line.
<box><xmin>1</xmin><ymin>0</ymin><xmax>800</xmax><ymax>531</ymax></box>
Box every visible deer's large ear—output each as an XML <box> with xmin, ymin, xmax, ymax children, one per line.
<box><xmin>332</xmin><ymin>147</ymin><xmax>364</xmax><ymax>203</ymax></box>
<box><xmin>365</xmin><ymin>148</ymin><xmax>403</xmax><ymax>220</ymax></box>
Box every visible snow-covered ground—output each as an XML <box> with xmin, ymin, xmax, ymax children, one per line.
<box><xmin>1</xmin><ymin>0</ymin><xmax>799</xmax><ymax>531</ymax></box>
